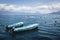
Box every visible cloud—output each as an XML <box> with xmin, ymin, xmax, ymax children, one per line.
<box><xmin>0</xmin><ymin>3</ymin><xmax>60</xmax><ymax>14</ymax></box>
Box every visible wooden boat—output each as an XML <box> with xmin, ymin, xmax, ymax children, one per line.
<box><xmin>11</xmin><ymin>24</ymin><xmax>39</xmax><ymax>33</ymax></box>
<box><xmin>5</xmin><ymin>22</ymin><xmax>24</xmax><ymax>31</ymax></box>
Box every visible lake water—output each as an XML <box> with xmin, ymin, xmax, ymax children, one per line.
<box><xmin>0</xmin><ymin>14</ymin><xmax>60</xmax><ymax>40</ymax></box>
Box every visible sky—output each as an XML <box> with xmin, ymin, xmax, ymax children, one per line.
<box><xmin>0</xmin><ymin>0</ymin><xmax>60</xmax><ymax>14</ymax></box>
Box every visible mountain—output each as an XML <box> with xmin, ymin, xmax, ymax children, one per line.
<box><xmin>50</xmin><ymin>11</ymin><xmax>60</xmax><ymax>14</ymax></box>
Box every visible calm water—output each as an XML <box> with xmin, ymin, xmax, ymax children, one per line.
<box><xmin>0</xmin><ymin>14</ymin><xmax>60</xmax><ymax>40</ymax></box>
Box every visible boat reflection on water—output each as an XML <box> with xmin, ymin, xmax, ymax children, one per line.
<box><xmin>9</xmin><ymin>28</ymin><xmax>52</xmax><ymax>40</ymax></box>
<box><xmin>10</xmin><ymin>28</ymin><xmax>38</xmax><ymax>37</ymax></box>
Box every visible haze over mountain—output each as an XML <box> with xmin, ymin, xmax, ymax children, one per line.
<box><xmin>50</xmin><ymin>11</ymin><xmax>60</xmax><ymax>14</ymax></box>
<box><xmin>0</xmin><ymin>10</ymin><xmax>60</xmax><ymax>15</ymax></box>
<box><xmin>0</xmin><ymin>10</ymin><xmax>41</xmax><ymax>15</ymax></box>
